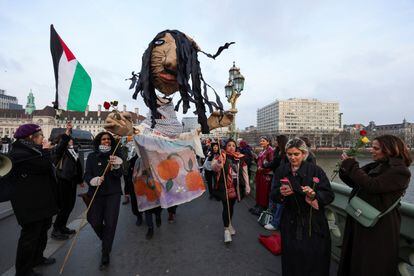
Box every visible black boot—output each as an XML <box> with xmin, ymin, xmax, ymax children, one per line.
<box><xmin>99</xmin><ymin>252</ymin><xmax>110</xmax><ymax>270</ymax></box>
<box><xmin>146</xmin><ymin>227</ymin><xmax>154</xmax><ymax>240</ymax></box>
<box><xmin>51</xmin><ymin>228</ymin><xmax>69</xmax><ymax>240</ymax></box>
<box><xmin>136</xmin><ymin>215</ymin><xmax>143</xmax><ymax>226</ymax></box>
<box><xmin>155</xmin><ymin>215</ymin><xmax>161</xmax><ymax>227</ymax></box>
<box><xmin>60</xmin><ymin>226</ymin><xmax>76</xmax><ymax>235</ymax></box>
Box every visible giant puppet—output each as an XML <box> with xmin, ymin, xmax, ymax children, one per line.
<box><xmin>104</xmin><ymin>30</ymin><xmax>235</xmax><ymax>211</ymax></box>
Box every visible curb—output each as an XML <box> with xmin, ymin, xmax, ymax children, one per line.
<box><xmin>0</xmin><ymin>208</ymin><xmax>13</xmax><ymax>220</ymax></box>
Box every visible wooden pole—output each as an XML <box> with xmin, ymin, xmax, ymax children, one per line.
<box><xmin>59</xmin><ymin>138</ymin><xmax>122</xmax><ymax>274</ymax></box>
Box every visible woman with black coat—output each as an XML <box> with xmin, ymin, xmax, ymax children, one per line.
<box><xmin>271</xmin><ymin>138</ymin><xmax>334</xmax><ymax>276</ymax></box>
<box><xmin>84</xmin><ymin>131</ymin><xmax>123</xmax><ymax>270</ymax></box>
<box><xmin>8</xmin><ymin>122</ymin><xmax>71</xmax><ymax>276</ymax></box>
<box><xmin>203</xmin><ymin>142</ymin><xmax>220</xmax><ymax>199</ymax></box>
<box><xmin>263</xmin><ymin>135</ymin><xmax>288</xmax><ymax>230</ymax></box>
<box><xmin>338</xmin><ymin>135</ymin><xmax>411</xmax><ymax>276</ymax></box>
<box><xmin>51</xmin><ymin>137</ymin><xmax>83</xmax><ymax>240</ymax></box>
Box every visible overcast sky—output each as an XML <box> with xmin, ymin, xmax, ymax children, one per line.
<box><xmin>1</xmin><ymin>0</ymin><xmax>413</xmax><ymax>128</ymax></box>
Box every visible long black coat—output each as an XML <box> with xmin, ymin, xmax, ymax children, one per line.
<box><xmin>84</xmin><ymin>150</ymin><xmax>123</xmax><ymax>197</ymax></box>
<box><xmin>8</xmin><ymin>136</ymin><xmax>70</xmax><ymax>225</ymax></box>
<box><xmin>338</xmin><ymin>157</ymin><xmax>410</xmax><ymax>276</ymax></box>
<box><xmin>271</xmin><ymin>161</ymin><xmax>334</xmax><ymax>276</ymax></box>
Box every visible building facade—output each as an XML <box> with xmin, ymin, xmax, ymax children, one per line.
<box><xmin>257</xmin><ymin>98</ymin><xmax>342</xmax><ymax>133</ymax></box>
<box><xmin>0</xmin><ymin>105</ymin><xmax>145</xmax><ymax>140</ymax></box>
<box><xmin>366</xmin><ymin>119</ymin><xmax>414</xmax><ymax>147</ymax></box>
<box><xmin>0</xmin><ymin>89</ymin><xmax>23</xmax><ymax>110</ymax></box>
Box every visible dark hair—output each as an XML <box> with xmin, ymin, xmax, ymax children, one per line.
<box><xmin>225</xmin><ymin>138</ymin><xmax>237</xmax><ymax>149</ymax></box>
<box><xmin>299</xmin><ymin>136</ymin><xmax>312</xmax><ymax>148</ymax></box>
<box><xmin>276</xmin><ymin>135</ymin><xmax>288</xmax><ymax>154</ymax></box>
<box><xmin>259</xmin><ymin>136</ymin><xmax>272</xmax><ymax>147</ymax></box>
<box><xmin>132</xmin><ymin>30</ymin><xmax>224</xmax><ymax>134</ymax></box>
<box><xmin>211</xmin><ymin>142</ymin><xmax>220</xmax><ymax>153</ymax></box>
<box><xmin>374</xmin><ymin>135</ymin><xmax>412</xmax><ymax>167</ymax></box>
<box><xmin>93</xmin><ymin>132</ymin><xmax>116</xmax><ymax>152</ymax></box>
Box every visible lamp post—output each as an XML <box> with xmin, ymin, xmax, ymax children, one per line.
<box><xmin>225</xmin><ymin>62</ymin><xmax>245</xmax><ymax>139</ymax></box>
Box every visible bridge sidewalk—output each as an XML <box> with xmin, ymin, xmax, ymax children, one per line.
<box><xmin>35</xmin><ymin>193</ymin><xmax>338</xmax><ymax>276</ymax></box>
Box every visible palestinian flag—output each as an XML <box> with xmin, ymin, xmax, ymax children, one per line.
<box><xmin>50</xmin><ymin>24</ymin><xmax>91</xmax><ymax>111</ymax></box>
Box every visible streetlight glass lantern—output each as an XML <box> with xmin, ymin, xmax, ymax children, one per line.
<box><xmin>232</xmin><ymin>73</ymin><xmax>245</xmax><ymax>93</ymax></box>
<box><xmin>229</xmin><ymin>61</ymin><xmax>240</xmax><ymax>81</ymax></box>
<box><xmin>225</xmin><ymin>82</ymin><xmax>233</xmax><ymax>99</ymax></box>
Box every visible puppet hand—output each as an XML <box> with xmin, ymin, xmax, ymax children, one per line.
<box><xmin>207</xmin><ymin>110</ymin><xmax>235</xmax><ymax>131</ymax></box>
<box><xmin>104</xmin><ymin>111</ymin><xmax>134</xmax><ymax>136</ymax></box>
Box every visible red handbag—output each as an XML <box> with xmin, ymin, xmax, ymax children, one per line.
<box><xmin>259</xmin><ymin>232</ymin><xmax>282</xmax><ymax>255</ymax></box>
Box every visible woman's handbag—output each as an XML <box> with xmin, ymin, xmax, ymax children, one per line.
<box><xmin>345</xmin><ymin>195</ymin><xmax>402</xmax><ymax>227</ymax></box>
<box><xmin>258</xmin><ymin>209</ymin><xmax>273</xmax><ymax>226</ymax></box>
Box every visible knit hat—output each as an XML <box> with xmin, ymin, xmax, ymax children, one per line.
<box><xmin>14</xmin><ymin>124</ymin><xmax>42</xmax><ymax>139</ymax></box>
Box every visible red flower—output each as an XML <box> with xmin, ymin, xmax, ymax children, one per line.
<box><xmin>359</xmin><ymin>130</ymin><xmax>367</xmax><ymax>136</ymax></box>
<box><xmin>103</xmin><ymin>101</ymin><xmax>111</xmax><ymax>110</ymax></box>
<box><xmin>313</xmin><ymin>177</ymin><xmax>320</xmax><ymax>184</ymax></box>
<box><xmin>280</xmin><ymin>177</ymin><xmax>290</xmax><ymax>185</ymax></box>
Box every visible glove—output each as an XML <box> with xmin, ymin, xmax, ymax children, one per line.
<box><xmin>90</xmin><ymin>176</ymin><xmax>104</xmax><ymax>186</ymax></box>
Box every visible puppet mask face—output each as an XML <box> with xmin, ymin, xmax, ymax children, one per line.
<box><xmin>151</xmin><ymin>33</ymin><xmax>179</xmax><ymax>95</ymax></box>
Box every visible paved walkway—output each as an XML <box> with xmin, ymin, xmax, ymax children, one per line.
<box><xmin>26</xmin><ymin>192</ymin><xmax>337</xmax><ymax>276</ymax></box>
<box><xmin>2</xmin><ymin>192</ymin><xmax>338</xmax><ymax>276</ymax></box>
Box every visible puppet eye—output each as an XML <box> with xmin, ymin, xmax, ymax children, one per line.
<box><xmin>154</xmin><ymin>39</ymin><xmax>165</xmax><ymax>46</ymax></box>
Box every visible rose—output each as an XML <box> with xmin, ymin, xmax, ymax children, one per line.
<box><xmin>103</xmin><ymin>101</ymin><xmax>111</xmax><ymax>110</ymax></box>
<box><xmin>361</xmin><ymin>137</ymin><xmax>370</xmax><ymax>144</ymax></box>
<box><xmin>360</xmin><ymin>130</ymin><xmax>367</xmax><ymax>136</ymax></box>
<box><xmin>312</xmin><ymin>177</ymin><xmax>320</xmax><ymax>184</ymax></box>
<box><xmin>280</xmin><ymin>177</ymin><xmax>290</xmax><ymax>185</ymax></box>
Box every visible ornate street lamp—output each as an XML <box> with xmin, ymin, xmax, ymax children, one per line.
<box><xmin>224</xmin><ymin>62</ymin><xmax>245</xmax><ymax>139</ymax></box>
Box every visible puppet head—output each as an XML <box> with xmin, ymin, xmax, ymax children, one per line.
<box><xmin>132</xmin><ymin>30</ymin><xmax>234</xmax><ymax>134</ymax></box>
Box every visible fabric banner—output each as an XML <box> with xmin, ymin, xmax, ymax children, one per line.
<box><xmin>133</xmin><ymin>133</ymin><xmax>205</xmax><ymax>212</ymax></box>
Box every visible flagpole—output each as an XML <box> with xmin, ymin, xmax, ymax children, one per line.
<box><xmin>59</xmin><ymin>138</ymin><xmax>122</xmax><ymax>274</ymax></box>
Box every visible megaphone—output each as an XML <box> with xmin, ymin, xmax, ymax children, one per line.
<box><xmin>0</xmin><ymin>154</ymin><xmax>12</xmax><ymax>177</ymax></box>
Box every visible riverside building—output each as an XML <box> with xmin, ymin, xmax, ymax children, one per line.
<box><xmin>257</xmin><ymin>98</ymin><xmax>342</xmax><ymax>134</ymax></box>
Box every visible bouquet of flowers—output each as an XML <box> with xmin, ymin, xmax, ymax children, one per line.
<box><xmin>331</xmin><ymin>130</ymin><xmax>370</xmax><ymax>181</ymax></box>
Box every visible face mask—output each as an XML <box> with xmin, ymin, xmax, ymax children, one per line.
<box><xmin>99</xmin><ymin>145</ymin><xmax>111</xmax><ymax>153</ymax></box>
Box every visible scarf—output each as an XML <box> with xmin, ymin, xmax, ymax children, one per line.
<box><xmin>19</xmin><ymin>139</ymin><xmax>42</xmax><ymax>153</ymax></box>
<box><xmin>225</xmin><ymin>150</ymin><xmax>245</xmax><ymax>160</ymax></box>
<box><xmin>67</xmin><ymin>146</ymin><xmax>78</xmax><ymax>160</ymax></box>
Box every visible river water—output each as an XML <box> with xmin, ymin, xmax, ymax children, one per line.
<box><xmin>315</xmin><ymin>153</ymin><xmax>414</xmax><ymax>204</ymax></box>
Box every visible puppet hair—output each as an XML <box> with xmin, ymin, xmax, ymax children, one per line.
<box><xmin>132</xmin><ymin>30</ymin><xmax>232</xmax><ymax>134</ymax></box>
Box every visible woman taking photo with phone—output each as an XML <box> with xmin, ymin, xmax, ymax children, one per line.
<box><xmin>338</xmin><ymin>135</ymin><xmax>411</xmax><ymax>276</ymax></box>
<box><xmin>271</xmin><ymin>138</ymin><xmax>334</xmax><ymax>276</ymax></box>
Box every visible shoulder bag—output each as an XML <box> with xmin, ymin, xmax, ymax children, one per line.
<box><xmin>345</xmin><ymin>194</ymin><xmax>401</xmax><ymax>227</ymax></box>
